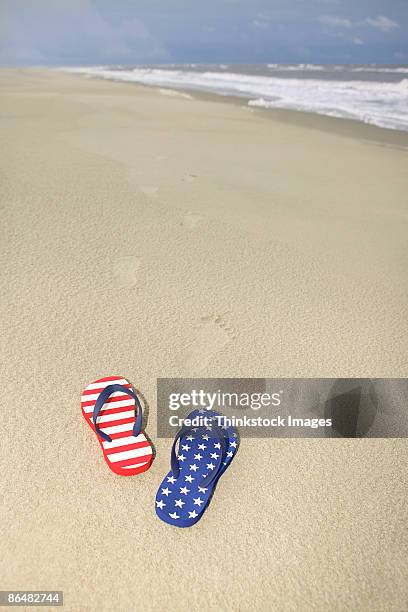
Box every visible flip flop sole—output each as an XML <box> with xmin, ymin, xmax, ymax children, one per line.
<box><xmin>81</xmin><ymin>376</ymin><xmax>153</xmax><ymax>476</ymax></box>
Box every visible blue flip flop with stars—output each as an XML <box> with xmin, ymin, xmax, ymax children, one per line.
<box><xmin>155</xmin><ymin>409</ymin><xmax>239</xmax><ymax>527</ymax></box>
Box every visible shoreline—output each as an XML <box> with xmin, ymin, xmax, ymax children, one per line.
<box><xmin>180</xmin><ymin>87</ymin><xmax>408</xmax><ymax>150</ymax></box>
<box><xmin>57</xmin><ymin>68</ymin><xmax>408</xmax><ymax>150</ymax></box>
<box><xmin>5</xmin><ymin>67</ymin><xmax>408</xmax><ymax>148</ymax></box>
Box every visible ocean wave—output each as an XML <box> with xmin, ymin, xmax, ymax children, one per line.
<box><xmin>346</xmin><ymin>66</ymin><xmax>408</xmax><ymax>74</ymax></box>
<box><xmin>267</xmin><ymin>63</ymin><xmax>326</xmax><ymax>71</ymax></box>
<box><xmin>266</xmin><ymin>63</ymin><xmax>408</xmax><ymax>74</ymax></box>
<box><xmin>64</xmin><ymin>67</ymin><xmax>408</xmax><ymax>131</ymax></box>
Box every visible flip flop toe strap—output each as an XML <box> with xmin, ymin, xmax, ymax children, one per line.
<box><xmin>92</xmin><ymin>383</ymin><xmax>143</xmax><ymax>443</ymax></box>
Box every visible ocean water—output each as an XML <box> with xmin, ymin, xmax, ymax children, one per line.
<box><xmin>66</xmin><ymin>64</ymin><xmax>408</xmax><ymax>132</ymax></box>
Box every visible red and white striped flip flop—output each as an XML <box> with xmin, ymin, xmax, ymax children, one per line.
<box><xmin>81</xmin><ymin>376</ymin><xmax>153</xmax><ymax>476</ymax></box>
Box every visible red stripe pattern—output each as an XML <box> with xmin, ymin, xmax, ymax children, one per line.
<box><xmin>81</xmin><ymin>376</ymin><xmax>153</xmax><ymax>475</ymax></box>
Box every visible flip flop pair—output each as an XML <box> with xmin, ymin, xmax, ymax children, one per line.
<box><xmin>81</xmin><ymin>376</ymin><xmax>153</xmax><ymax>475</ymax></box>
<box><xmin>81</xmin><ymin>378</ymin><xmax>238</xmax><ymax>527</ymax></box>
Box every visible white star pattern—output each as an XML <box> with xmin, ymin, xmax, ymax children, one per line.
<box><xmin>156</xmin><ymin>425</ymin><xmax>239</xmax><ymax>525</ymax></box>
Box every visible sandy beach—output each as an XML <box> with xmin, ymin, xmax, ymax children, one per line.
<box><xmin>1</xmin><ymin>68</ymin><xmax>408</xmax><ymax>611</ymax></box>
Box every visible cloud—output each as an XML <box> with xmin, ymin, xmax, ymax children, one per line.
<box><xmin>252</xmin><ymin>12</ymin><xmax>271</xmax><ymax>30</ymax></box>
<box><xmin>318</xmin><ymin>15</ymin><xmax>352</xmax><ymax>28</ymax></box>
<box><xmin>252</xmin><ymin>19</ymin><xmax>270</xmax><ymax>29</ymax></box>
<box><xmin>318</xmin><ymin>13</ymin><xmax>400</xmax><ymax>37</ymax></box>
<box><xmin>365</xmin><ymin>15</ymin><xmax>399</xmax><ymax>32</ymax></box>
<box><xmin>352</xmin><ymin>37</ymin><xmax>363</xmax><ymax>45</ymax></box>
<box><xmin>0</xmin><ymin>0</ymin><xmax>169</xmax><ymax>66</ymax></box>
<box><xmin>318</xmin><ymin>12</ymin><xmax>400</xmax><ymax>37</ymax></box>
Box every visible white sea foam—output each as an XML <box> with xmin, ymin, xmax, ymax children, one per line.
<box><xmin>158</xmin><ymin>88</ymin><xmax>192</xmax><ymax>99</ymax></box>
<box><xmin>65</xmin><ymin>66</ymin><xmax>408</xmax><ymax>131</ymax></box>
<box><xmin>267</xmin><ymin>63</ymin><xmax>326</xmax><ymax>71</ymax></box>
<box><xmin>342</xmin><ymin>66</ymin><xmax>408</xmax><ymax>74</ymax></box>
<box><xmin>266</xmin><ymin>63</ymin><xmax>408</xmax><ymax>74</ymax></box>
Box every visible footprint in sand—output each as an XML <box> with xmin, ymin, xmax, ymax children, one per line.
<box><xmin>183</xmin><ymin>174</ymin><xmax>198</xmax><ymax>183</ymax></box>
<box><xmin>140</xmin><ymin>185</ymin><xmax>159</xmax><ymax>197</ymax></box>
<box><xmin>112</xmin><ymin>256</ymin><xmax>141</xmax><ymax>288</ymax></box>
<box><xmin>182</xmin><ymin>211</ymin><xmax>203</xmax><ymax>229</ymax></box>
<box><xmin>184</xmin><ymin>314</ymin><xmax>237</xmax><ymax>372</ymax></box>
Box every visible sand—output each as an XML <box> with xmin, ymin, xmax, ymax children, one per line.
<box><xmin>1</xmin><ymin>69</ymin><xmax>407</xmax><ymax>611</ymax></box>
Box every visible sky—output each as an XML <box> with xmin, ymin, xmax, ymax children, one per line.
<box><xmin>0</xmin><ymin>0</ymin><xmax>407</xmax><ymax>66</ymax></box>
